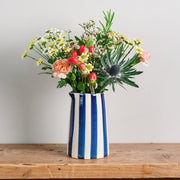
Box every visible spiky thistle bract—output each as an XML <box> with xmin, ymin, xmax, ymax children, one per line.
<box><xmin>96</xmin><ymin>45</ymin><xmax>143</xmax><ymax>92</ymax></box>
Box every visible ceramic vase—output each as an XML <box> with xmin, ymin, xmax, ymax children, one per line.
<box><xmin>67</xmin><ymin>93</ymin><xmax>109</xmax><ymax>159</ymax></box>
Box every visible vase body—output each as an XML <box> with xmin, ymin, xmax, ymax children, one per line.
<box><xmin>67</xmin><ymin>93</ymin><xmax>109</xmax><ymax>159</ymax></box>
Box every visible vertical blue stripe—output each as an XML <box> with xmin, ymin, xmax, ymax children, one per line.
<box><xmin>91</xmin><ymin>94</ymin><xmax>97</xmax><ymax>159</ymax></box>
<box><xmin>101</xmin><ymin>93</ymin><xmax>108</xmax><ymax>157</ymax></box>
<box><xmin>78</xmin><ymin>94</ymin><xmax>86</xmax><ymax>159</ymax></box>
<box><xmin>68</xmin><ymin>93</ymin><xmax>75</xmax><ymax>157</ymax></box>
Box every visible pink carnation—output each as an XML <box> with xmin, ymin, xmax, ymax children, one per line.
<box><xmin>52</xmin><ymin>59</ymin><xmax>72</xmax><ymax>79</ymax></box>
<box><xmin>139</xmin><ymin>50</ymin><xmax>150</xmax><ymax>65</ymax></box>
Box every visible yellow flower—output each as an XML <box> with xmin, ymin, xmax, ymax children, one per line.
<box><xmin>47</xmin><ymin>41</ymin><xmax>55</xmax><ymax>48</ymax></box>
<box><xmin>28</xmin><ymin>39</ymin><xmax>35</xmax><ymax>50</ymax></box>
<box><xmin>108</xmin><ymin>46</ymin><xmax>114</xmax><ymax>50</ymax></box>
<box><xmin>57</xmin><ymin>42</ymin><xmax>66</xmax><ymax>49</ymax></box>
<box><xmin>136</xmin><ymin>47</ymin><xmax>143</xmax><ymax>53</ymax></box>
<box><xmin>45</xmin><ymin>35</ymin><xmax>51</xmax><ymax>39</ymax></box>
<box><xmin>56</xmin><ymin>37</ymin><xmax>63</xmax><ymax>43</ymax></box>
<box><xmin>63</xmin><ymin>46</ymin><xmax>72</xmax><ymax>53</ymax></box>
<box><xmin>79</xmin><ymin>53</ymin><xmax>89</xmax><ymax>63</ymax></box>
<box><xmin>133</xmin><ymin>38</ymin><xmax>143</xmax><ymax>46</ymax></box>
<box><xmin>28</xmin><ymin>36</ymin><xmax>37</xmax><ymax>50</ymax></box>
<box><xmin>108</xmin><ymin>31</ymin><xmax>118</xmax><ymax>38</ymax></box>
<box><xmin>124</xmin><ymin>37</ymin><xmax>130</xmax><ymax>44</ymax></box>
<box><xmin>83</xmin><ymin>63</ymin><xmax>94</xmax><ymax>74</ymax></box>
<box><xmin>48</xmin><ymin>48</ymin><xmax>58</xmax><ymax>56</ymax></box>
<box><xmin>129</xmin><ymin>41</ymin><xmax>135</xmax><ymax>46</ymax></box>
<box><xmin>120</xmin><ymin>34</ymin><xmax>131</xmax><ymax>44</ymax></box>
<box><xmin>36</xmin><ymin>58</ymin><xmax>43</xmax><ymax>66</ymax></box>
<box><xmin>120</xmin><ymin>34</ymin><xmax>126</xmax><ymax>39</ymax></box>
<box><xmin>21</xmin><ymin>51</ymin><xmax>27</xmax><ymax>59</ymax></box>
<box><xmin>83</xmin><ymin>68</ymin><xmax>88</xmax><ymax>75</ymax></box>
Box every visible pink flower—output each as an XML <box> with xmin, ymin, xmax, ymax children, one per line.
<box><xmin>52</xmin><ymin>59</ymin><xmax>72</xmax><ymax>79</ymax></box>
<box><xmin>139</xmin><ymin>50</ymin><xmax>150</xmax><ymax>65</ymax></box>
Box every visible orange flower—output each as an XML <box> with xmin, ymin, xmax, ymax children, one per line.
<box><xmin>52</xmin><ymin>59</ymin><xmax>72</xmax><ymax>79</ymax></box>
<box><xmin>139</xmin><ymin>50</ymin><xmax>150</xmax><ymax>65</ymax></box>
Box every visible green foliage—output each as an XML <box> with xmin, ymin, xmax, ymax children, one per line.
<box><xmin>75</xmin><ymin>36</ymin><xmax>85</xmax><ymax>46</ymax></box>
<box><xmin>99</xmin><ymin>10</ymin><xmax>115</xmax><ymax>33</ymax></box>
<box><xmin>57</xmin><ymin>79</ymin><xmax>67</xmax><ymax>88</ymax></box>
<box><xmin>41</xmin><ymin>66</ymin><xmax>52</xmax><ymax>70</ymax></box>
<box><xmin>98</xmin><ymin>44</ymin><xmax>143</xmax><ymax>92</ymax></box>
<box><xmin>85</xmin><ymin>38</ymin><xmax>94</xmax><ymax>48</ymax></box>
<box><xmin>77</xmin><ymin>82</ymin><xmax>83</xmax><ymax>91</ymax></box>
<box><xmin>114</xmin><ymin>44</ymin><xmax>123</xmax><ymax>64</ymax></box>
<box><xmin>71</xmin><ymin>73</ymin><xmax>76</xmax><ymax>81</ymax></box>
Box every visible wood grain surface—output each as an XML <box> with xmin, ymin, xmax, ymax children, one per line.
<box><xmin>0</xmin><ymin>143</ymin><xmax>180</xmax><ymax>179</ymax></box>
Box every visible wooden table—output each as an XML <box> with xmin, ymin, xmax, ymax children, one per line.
<box><xmin>0</xmin><ymin>144</ymin><xmax>180</xmax><ymax>179</ymax></box>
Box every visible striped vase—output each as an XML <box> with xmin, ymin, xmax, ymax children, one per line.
<box><xmin>67</xmin><ymin>92</ymin><xmax>109</xmax><ymax>159</ymax></box>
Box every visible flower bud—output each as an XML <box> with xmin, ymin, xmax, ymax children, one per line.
<box><xmin>68</xmin><ymin>57</ymin><xmax>79</xmax><ymax>65</ymax></box>
<box><xmin>89</xmin><ymin>72</ymin><xmax>97</xmax><ymax>82</ymax></box>
<box><xmin>72</xmin><ymin>50</ymin><xmax>78</xmax><ymax>57</ymax></box>
<box><xmin>89</xmin><ymin>46</ymin><xmax>94</xmax><ymax>53</ymax></box>
<box><xmin>79</xmin><ymin>63</ymin><xmax>85</xmax><ymax>69</ymax></box>
<box><xmin>79</xmin><ymin>45</ymin><xmax>89</xmax><ymax>54</ymax></box>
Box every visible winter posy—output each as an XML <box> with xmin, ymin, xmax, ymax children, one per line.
<box><xmin>22</xmin><ymin>10</ymin><xmax>150</xmax><ymax>93</ymax></box>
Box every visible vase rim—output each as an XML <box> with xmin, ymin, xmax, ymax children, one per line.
<box><xmin>69</xmin><ymin>92</ymin><xmax>105</xmax><ymax>95</ymax></box>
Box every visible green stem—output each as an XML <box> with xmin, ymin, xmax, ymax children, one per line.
<box><xmin>99</xmin><ymin>84</ymin><xmax>107</xmax><ymax>93</ymax></box>
<box><xmin>34</xmin><ymin>45</ymin><xmax>49</xmax><ymax>60</ymax></box>
<box><xmin>38</xmin><ymin>43</ymin><xmax>43</xmax><ymax>50</ymax></box>
<box><xmin>123</xmin><ymin>44</ymin><xmax>129</xmax><ymax>52</ymax></box>
<box><xmin>80</xmin><ymin>70</ymin><xmax>85</xmax><ymax>93</ymax></box>
<box><xmin>33</xmin><ymin>48</ymin><xmax>50</xmax><ymax>64</ymax></box>
<box><xmin>26</xmin><ymin>55</ymin><xmax>51</xmax><ymax>67</ymax></box>
<box><xmin>26</xmin><ymin>55</ymin><xmax>38</xmax><ymax>61</ymax></box>
<box><xmin>122</xmin><ymin>46</ymin><xmax>134</xmax><ymax>61</ymax></box>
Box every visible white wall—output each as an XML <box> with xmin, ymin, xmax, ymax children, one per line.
<box><xmin>0</xmin><ymin>0</ymin><xmax>180</xmax><ymax>143</ymax></box>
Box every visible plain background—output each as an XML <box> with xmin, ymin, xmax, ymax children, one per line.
<box><xmin>0</xmin><ymin>0</ymin><xmax>180</xmax><ymax>143</ymax></box>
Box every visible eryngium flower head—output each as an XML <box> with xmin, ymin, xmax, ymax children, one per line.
<box><xmin>108</xmin><ymin>64</ymin><xmax>120</xmax><ymax>76</ymax></box>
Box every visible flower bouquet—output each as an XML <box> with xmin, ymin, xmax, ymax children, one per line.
<box><xmin>22</xmin><ymin>10</ymin><xmax>150</xmax><ymax>159</ymax></box>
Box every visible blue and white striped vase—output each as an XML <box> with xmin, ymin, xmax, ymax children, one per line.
<box><xmin>67</xmin><ymin>92</ymin><xmax>109</xmax><ymax>159</ymax></box>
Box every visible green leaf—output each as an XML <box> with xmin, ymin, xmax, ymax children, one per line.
<box><xmin>41</xmin><ymin>66</ymin><xmax>52</xmax><ymax>71</ymax></box>
<box><xmin>57</xmin><ymin>79</ymin><xmax>67</xmax><ymax>88</ymax></box>
<box><xmin>122</xmin><ymin>78</ymin><xmax>139</xmax><ymax>88</ymax></box>
<box><xmin>112</xmin><ymin>83</ymin><xmax>115</xmax><ymax>92</ymax></box>
<box><xmin>105</xmin><ymin>46</ymin><xmax>111</xmax><ymax>66</ymax></box>
<box><xmin>110</xmin><ymin>12</ymin><xmax>115</xmax><ymax>22</ymax></box>
<box><xmin>99</xmin><ymin>21</ymin><xmax>105</xmax><ymax>31</ymax></box>
<box><xmin>103</xmin><ymin>11</ymin><xmax>108</xmax><ymax>21</ymax></box>
<box><xmin>45</xmin><ymin>30</ymin><xmax>50</xmax><ymax>33</ymax></box>
<box><xmin>115</xmin><ymin>44</ymin><xmax>123</xmax><ymax>64</ymax></box>
<box><xmin>116</xmin><ymin>79</ymin><xmax>127</xmax><ymax>91</ymax></box>
<box><xmin>100</xmin><ymin>77</ymin><xmax>109</xmax><ymax>87</ymax></box>
<box><xmin>124</xmin><ymin>71</ymin><xmax>143</xmax><ymax>76</ymax></box>
<box><xmin>71</xmin><ymin>73</ymin><xmax>76</xmax><ymax>80</ymax></box>
<box><xmin>75</xmin><ymin>36</ymin><xmax>84</xmax><ymax>46</ymax></box>
<box><xmin>48</xmin><ymin>58</ymin><xmax>55</xmax><ymax>64</ymax></box>
<box><xmin>100</xmin><ymin>57</ymin><xmax>108</xmax><ymax>69</ymax></box>
<box><xmin>77</xmin><ymin>82</ymin><xmax>83</xmax><ymax>90</ymax></box>
<box><xmin>122</xmin><ymin>54</ymin><xmax>139</xmax><ymax>70</ymax></box>
<box><xmin>85</xmin><ymin>38</ymin><xmax>94</xmax><ymax>48</ymax></box>
<box><xmin>38</xmin><ymin>72</ymin><xmax>52</xmax><ymax>75</ymax></box>
<box><xmin>132</xmin><ymin>58</ymin><xmax>140</xmax><ymax>66</ymax></box>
